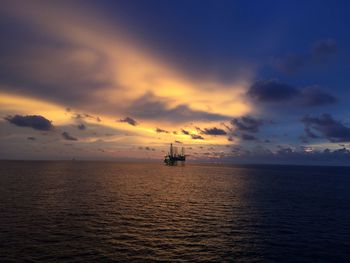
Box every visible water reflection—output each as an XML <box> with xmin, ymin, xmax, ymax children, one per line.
<box><xmin>0</xmin><ymin>162</ymin><xmax>349</xmax><ymax>261</ymax></box>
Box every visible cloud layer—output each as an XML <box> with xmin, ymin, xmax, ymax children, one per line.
<box><xmin>127</xmin><ymin>92</ymin><xmax>231</xmax><ymax>123</ymax></box>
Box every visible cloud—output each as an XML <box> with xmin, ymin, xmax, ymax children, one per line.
<box><xmin>0</xmin><ymin>1</ymin><xmax>252</xmax><ymax>131</ymax></box>
<box><xmin>77</xmin><ymin>124</ymin><xmax>86</xmax><ymax>130</ymax></box>
<box><xmin>304</xmin><ymin>127</ymin><xmax>319</xmax><ymax>139</ymax></box>
<box><xmin>138</xmin><ymin>146</ymin><xmax>155</xmax><ymax>151</ymax></box>
<box><xmin>155</xmin><ymin>127</ymin><xmax>169</xmax><ymax>133</ymax></box>
<box><xmin>301</xmin><ymin>114</ymin><xmax>350</xmax><ymax>142</ymax></box>
<box><xmin>191</xmin><ymin>134</ymin><xmax>204</xmax><ymax>140</ymax></box>
<box><xmin>274</xmin><ymin>54</ymin><xmax>306</xmax><ymax>75</ymax></box>
<box><xmin>180</xmin><ymin>128</ymin><xmax>204</xmax><ymax>139</ymax></box>
<box><xmin>216</xmin><ymin>145</ymin><xmax>350</xmax><ymax>165</ymax></box>
<box><xmin>5</xmin><ymin>115</ymin><xmax>53</xmax><ymax>131</ymax></box>
<box><xmin>62</xmin><ymin>131</ymin><xmax>78</xmax><ymax>141</ymax></box>
<box><xmin>181</xmin><ymin>129</ymin><xmax>190</xmax><ymax>135</ymax></box>
<box><xmin>241</xmin><ymin>133</ymin><xmax>257</xmax><ymax>141</ymax></box>
<box><xmin>146</xmin><ymin>146</ymin><xmax>155</xmax><ymax>151</ymax></box>
<box><xmin>247</xmin><ymin>80</ymin><xmax>299</xmax><ymax>103</ymax></box>
<box><xmin>127</xmin><ymin>92</ymin><xmax>230</xmax><ymax>122</ymax></box>
<box><xmin>300</xmin><ymin>86</ymin><xmax>337</xmax><ymax>106</ymax></box>
<box><xmin>119</xmin><ymin>117</ymin><xmax>138</xmax><ymax>126</ymax></box>
<box><xmin>274</xmin><ymin>39</ymin><xmax>338</xmax><ymax>74</ymax></box>
<box><xmin>312</xmin><ymin>39</ymin><xmax>337</xmax><ymax>60</ymax></box>
<box><xmin>247</xmin><ymin>80</ymin><xmax>337</xmax><ymax>107</ymax></box>
<box><xmin>201</xmin><ymin>127</ymin><xmax>227</xmax><ymax>135</ymax></box>
<box><xmin>74</xmin><ymin>113</ymin><xmax>101</xmax><ymax>122</ymax></box>
<box><xmin>276</xmin><ymin>146</ymin><xmax>293</xmax><ymax>154</ymax></box>
<box><xmin>231</xmin><ymin>116</ymin><xmax>264</xmax><ymax>133</ymax></box>
<box><xmin>0</xmin><ymin>44</ymin><xmax>111</xmax><ymax>107</ymax></box>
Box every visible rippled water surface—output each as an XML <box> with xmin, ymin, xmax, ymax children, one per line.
<box><xmin>0</xmin><ymin>161</ymin><xmax>350</xmax><ymax>262</ymax></box>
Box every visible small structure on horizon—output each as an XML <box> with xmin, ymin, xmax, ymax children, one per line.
<box><xmin>164</xmin><ymin>143</ymin><xmax>186</xmax><ymax>165</ymax></box>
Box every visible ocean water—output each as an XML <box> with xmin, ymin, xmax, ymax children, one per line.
<box><xmin>0</xmin><ymin>161</ymin><xmax>349</xmax><ymax>262</ymax></box>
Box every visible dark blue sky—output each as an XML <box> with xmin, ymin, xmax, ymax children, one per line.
<box><xmin>92</xmin><ymin>0</ymin><xmax>350</xmax><ymax>81</ymax></box>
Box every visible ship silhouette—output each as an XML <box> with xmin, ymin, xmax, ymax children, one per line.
<box><xmin>164</xmin><ymin>143</ymin><xmax>186</xmax><ymax>165</ymax></box>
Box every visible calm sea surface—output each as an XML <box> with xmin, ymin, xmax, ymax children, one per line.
<box><xmin>0</xmin><ymin>161</ymin><xmax>349</xmax><ymax>262</ymax></box>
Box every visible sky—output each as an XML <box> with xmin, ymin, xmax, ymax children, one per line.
<box><xmin>1</xmin><ymin>0</ymin><xmax>350</xmax><ymax>164</ymax></box>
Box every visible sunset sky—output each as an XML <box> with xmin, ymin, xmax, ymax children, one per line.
<box><xmin>1</xmin><ymin>0</ymin><xmax>350</xmax><ymax>164</ymax></box>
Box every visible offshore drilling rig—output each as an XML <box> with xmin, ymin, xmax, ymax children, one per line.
<box><xmin>164</xmin><ymin>143</ymin><xmax>186</xmax><ymax>165</ymax></box>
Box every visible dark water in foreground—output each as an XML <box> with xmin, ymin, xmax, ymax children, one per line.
<box><xmin>0</xmin><ymin>161</ymin><xmax>350</xmax><ymax>262</ymax></box>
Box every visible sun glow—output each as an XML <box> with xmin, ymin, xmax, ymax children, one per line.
<box><xmin>0</xmin><ymin>1</ymin><xmax>249</xmax><ymax>159</ymax></box>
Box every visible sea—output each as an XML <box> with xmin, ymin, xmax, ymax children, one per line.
<box><xmin>0</xmin><ymin>161</ymin><xmax>349</xmax><ymax>262</ymax></box>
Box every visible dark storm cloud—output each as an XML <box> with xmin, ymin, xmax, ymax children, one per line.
<box><xmin>62</xmin><ymin>132</ymin><xmax>78</xmax><ymax>141</ymax></box>
<box><xmin>77</xmin><ymin>124</ymin><xmax>86</xmax><ymax>130</ymax></box>
<box><xmin>191</xmin><ymin>134</ymin><xmax>204</xmax><ymax>140</ymax></box>
<box><xmin>247</xmin><ymin>80</ymin><xmax>337</xmax><ymax>107</ymax></box>
<box><xmin>301</xmin><ymin>114</ymin><xmax>350</xmax><ymax>142</ymax></box>
<box><xmin>5</xmin><ymin>115</ymin><xmax>53</xmax><ymax>131</ymax></box>
<box><xmin>231</xmin><ymin>116</ymin><xmax>264</xmax><ymax>133</ymax></box>
<box><xmin>155</xmin><ymin>127</ymin><xmax>169</xmax><ymax>133</ymax></box>
<box><xmin>201</xmin><ymin>127</ymin><xmax>227</xmax><ymax>136</ymax></box>
<box><xmin>119</xmin><ymin>117</ymin><xmax>138</xmax><ymax>126</ymax></box>
<box><xmin>127</xmin><ymin>92</ymin><xmax>230</xmax><ymax>122</ymax></box>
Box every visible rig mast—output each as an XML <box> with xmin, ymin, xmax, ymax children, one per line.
<box><xmin>164</xmin><ymin>143</ymin><xmax>186</xmax><ymax>165</ymax></box>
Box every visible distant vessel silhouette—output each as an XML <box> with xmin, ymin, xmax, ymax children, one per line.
<box><xmin>164</xmin><ymin>143</ymin><xmax>186</xmax><ymax>165</ymax></box>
